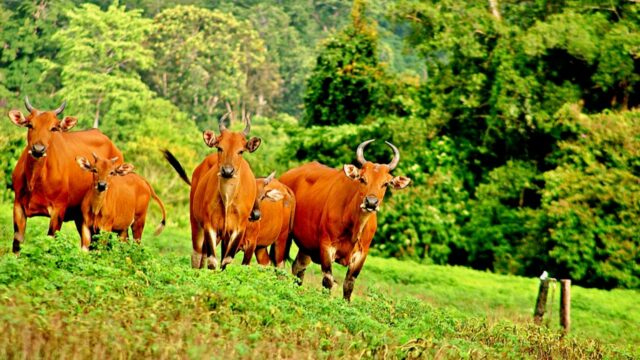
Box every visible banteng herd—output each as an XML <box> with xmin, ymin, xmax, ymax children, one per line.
<box><xmin>7</xmin><ymin>98</ymin><xmax>410</xmax><ymax>300</ymax></box>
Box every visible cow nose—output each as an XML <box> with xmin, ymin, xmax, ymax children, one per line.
<box><xmin>31</xmin><ymin>144</ymin><xmax>46</xmax><ymax>157</ymax></box>
<box><xmin>96</xmin><ymin>181</ymin><xmax>107</xmax><ymax>192</ymax></box>
<box><xmin>364</xmin><ymin>195</ymin><xmax>379</xmax><ymax>210</ymax></box>
<box><xmin>220</xmin><ymin>165</ymin><xmax>235</xmax><ymax>178</ymax></box>
<box><xmin>249</xmin><ymin>208</ymin><xmax>261</xmax><ymax>222</ymax></box>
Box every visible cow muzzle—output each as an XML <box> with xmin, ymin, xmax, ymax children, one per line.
<box><xmin>219</xmin><ymin>165</ymin><xmax>235</xmax><ymax>179</ymax></box>
<box><xmin>96</xmin><ymin>181</ymin><xmax>108</xmax><ymax>192</ymax></box>
<box><xmin>29</xmin><ymin>144</ymin><xmax>47</xmax><ymax>158</ymax></box>
<box><xmin>361</xmin><ymin>195</ymin><xmax>379</xmax><ymax>212</ymax></box>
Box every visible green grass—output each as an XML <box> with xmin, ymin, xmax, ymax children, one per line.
<box><xmin>0</xmin><ymin>203</ymin><xmax>637</xmax><ymax>359</ymax></box>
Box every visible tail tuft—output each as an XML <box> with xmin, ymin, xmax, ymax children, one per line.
<box><xmin>154</xmin><ymin>219</ymin><xmax>165</xmax><ymax>236</ymax></box>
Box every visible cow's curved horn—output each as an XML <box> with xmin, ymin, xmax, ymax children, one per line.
<box><xmin>264</xmin><ymin>171</ymin><xmax>276</xmax><ymax>185</ymax></box>
<box><xmin>53</xmin><ymin>100</ymin><xmax>67</xmax><ymax>116</ymax></box>
<box><xmin>385</xmin><ymin>141</ymin><xmax>400</xmax><ymax>170</ymax></box>
<box><xmin>243</xmin><ymin>113</ymin><xmax>251</xmax><ymax>137</ymax></box>
<box><xmin>92</xmin><ymin>152</ymin><xmax>99</xmax><ymax>162</ymax></box>
<box><xmin>356</xmin><ymin>139</ymin><xmax>375</xmax><ymax>165</ymax></box>
<box><xmin>24</xmin><ymin>96</ymin><xmax>35</xmax><ymax>113</ymax></box>
<box><xmin>218</xmin><ymin>112</ymin><xmax>230</xmax><ymax>132</ymax></box>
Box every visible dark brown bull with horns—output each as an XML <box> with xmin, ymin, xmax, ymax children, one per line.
<box><xmin>279</xmin><ymin>140</ymin><xmax>411</xmax><ymax>300</ymax></box>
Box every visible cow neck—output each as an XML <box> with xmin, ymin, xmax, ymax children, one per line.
<box><xmin>89</xmin><ymin>188</ymin><xmax>107</xmax><ymax>215</ymax></box>
<box><xmin>24</xmin><ymin>135</ymin><xmax>63</xmax><ymax>193</ymax></box>
<box><xmin>341</xmin><ymin>178</ymin><xmax>374</xmax><ymax>244</ymax></box>
<box><xmin>218</xmin><ymin>175</ymin><xmax>240</xmax><ymax>215</ymax></box>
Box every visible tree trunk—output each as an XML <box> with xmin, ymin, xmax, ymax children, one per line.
<box><xmin>93</xmin><ymin>97</ymin><xmax>103</xmax><ymax>129</ymax></box>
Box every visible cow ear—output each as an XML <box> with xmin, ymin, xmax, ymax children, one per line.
<box><xmin>115</xmin><ymin>163</ymin><xmax>134</xmax><ymax>176</ymax></box>
<box><xmin>203</xmin><ymin>130</ymin><xmax>218</xmax><ymax>148</ymax></box>
<box><xmin>8</xmin><ymin>110</ymin><xmax>29</xmax><ymax>127</ymax></box>
<box><xmin>59</xmin><ymin>116</ymin><xmax>78</xmax><ymax>131</ymax></box>
<box><xmin>390</xmin><ymin>175</ymin><xmax>411</xmax><ymax>190</ymax></box>
<box><xmin>264</xmin><ymin>189</ymin><xmax>284</xmax><ymax>202</ymax></box>
<box><xmin>246</xmin><ymin>137</ymin><xmax>261</xmax><ymax>153</ymax></box>
<box><xmin>76</xmin><ymin>156</ymin><xmax>92</xmax><ymax>171</ymax></box>
<box><xmin>343</xmin><ymin>164</ymin><xmax>360</xmax><ymax>180</ymax></box>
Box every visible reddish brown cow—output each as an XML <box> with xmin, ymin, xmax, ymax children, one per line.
<box><xmin>8</xmin><ymin>97</ymin><xmax>123</xmax><ymax>253</ymax></box>
<box><xmin>240</xmin><ymin>172</ymin><xmax>295</xmax><ymax>267</ymax></box>
<box><xmin>76</xmin><ymin>154</ymin><xmax>166</xmax><ymax>250</ymax></box>
<box><xmin>163</xmin><ymin>114</ymin><xmax>261</xmax><ymax>269</ymax></box>
<box><xmin>279</xmin><ymin>140</ymin><xmax>411</xmax><ymax>300</ymax></box>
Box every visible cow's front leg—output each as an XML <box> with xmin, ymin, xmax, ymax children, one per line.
<box><xmin>319</xmin><ymin>244</ymin><xmax>336</xmax><ymax>291</ymax></box>
<box><xmin>203</xmin><ymin>227</ymin><xmax>218</xmax><ymax>270</ymax></box>
<box><xmin>343</xmin><ymin>250</ymin><xmax>367</xmax><ymax>301</ymax></box>
<box><xmin>80</xmin><ymin>223</ymin><xmax>92</xmax><ymax>251</ymax></box>
<box><xmin>13</xmin><ymin>201</ymin><xmax>27</xmax><ymax>254</ymax></box>
<box><xmin>221</xmin><ymin>231</ymin><xmax>242</xmax><ymax>270</ymax></box>
<box><xmin>292</xmin><ymin>250</ymin><xmax>311</xmax><ymax>284</ymax></box>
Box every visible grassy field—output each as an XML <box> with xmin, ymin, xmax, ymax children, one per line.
<box><xmin>0</xmin><ymin>203</ymin><xmax>638</xmax><ymax>359</ymax></box>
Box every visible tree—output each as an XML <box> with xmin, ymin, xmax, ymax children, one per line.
<box><xmin>53</xmin><ymin>2</ymin><xmax>154</xmax><ymax>129</ymax></box>
<box><xmin>148</xmin><ymin>6</ymin><xmax>276</xmax><ymax>126</ymax></box>
<box><xmin>303</xmin><ymin>0</ymin><xmax>387</xmax><ymax>126</ymax></box>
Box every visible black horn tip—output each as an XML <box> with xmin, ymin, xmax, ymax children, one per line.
<box><xmin>385</xmin><ymin>141</ymin><xmax>400</xmax><ymax>170</ymax></box>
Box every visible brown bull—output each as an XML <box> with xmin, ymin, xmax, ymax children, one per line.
<box><xmin>240</xmin><ymin>172</ymin><xmax>295</xmax><ymax>267</ymax></box>
<box><xmin>279</xmin><ymin>140</ymin><xmax>411</xmax><ymax>300</ymax></box>
<box><xmin>76</xmin><ymin>154</ymin><xmax>166</xmax><ymax>250</ymax></box>
<box><xmin>163</xmin><ymin>114</ymin><xmax>261</xmax><ymax>269</ymax></box>
<box><xmin>8</xmin><ymin>97</ymin><xmax>123</xmax><ymax>253</ymax></box>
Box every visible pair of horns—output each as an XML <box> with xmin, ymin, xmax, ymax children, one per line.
<box><xmin>91</xmin><ymin>152</ymin><xmax>119</xmax><ymax>163</ymax></box>
<box><xmin>24</xmin><ymin>96</ymin><xmax>66</xmax><ymax>115</ymax></box>
<box><xmin>356</xmin><ymin>139</ymin><xmax>400</xmax><ymax>171</ymax></box>
<box><xmin>218</xmin><ymin>110</ymin><xmax>251</xmax><ymax>137</ymax></box>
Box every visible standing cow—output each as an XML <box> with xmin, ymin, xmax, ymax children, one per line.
<box><xmin>240</xmin><ymin>172</ymin><xmax>295</xmax><ymax>267</ymax></box>
<box><xmin>279</xmin><ymin>140</ymin><xmax>411</xmax><ymax>301</ymax></box>
<box><xmin>76</xmin><ymin>154</ymin><xmax>167</xmax><ymax>250</ymax></box>
<box><xmin>7</xmin><ymin>97</ymin><xmax>123</xmax><ymax>253</ymax></box>
<box><xmin>163</xmin><ymin>114</ymin><xmax>261</xmax><ymax>269</ymax></box>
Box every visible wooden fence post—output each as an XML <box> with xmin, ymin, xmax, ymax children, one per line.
<box><xmin>534</xmin><ymin>278</ymin><xmax>550</xmax><ymax>325</ymax></box>
<box><xmin>560</xmin><ymin>279</ymin><xmax>571</xmax><ymax>334</ymax></box>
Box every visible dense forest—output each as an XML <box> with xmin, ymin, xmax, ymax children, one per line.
<box><xmin>1</xmin><ymin>0</ymin><xmax>638</xmax><ymax>290</ymax></box>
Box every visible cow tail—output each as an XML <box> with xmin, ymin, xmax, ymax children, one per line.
<box><xmin>162</xmin><ymin>149</ymin><xmax>191</xmax><ymax>186</ymax></box>
<box><xmin>284</xmin><ymin>188</ymin><xmax>296</xmax><ymax>263</ymax></box>
<box><xmin>150</xmin><ymin>185</ymin><xmax>167</xmax><ymax>236</ymax></box>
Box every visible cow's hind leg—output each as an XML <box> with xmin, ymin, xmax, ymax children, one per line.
<box><xmin>191</xmin><ymin>219</ymin><xmax>206</xmax><ymax>269</ymax></box>
<box><xmin>291</xmin><ymin>251</ymin><xmax>311</xmax><ymax>285</ymax></box>
<box><xmin>47</xmin><ymin>207</ymin><xmax>65</xmax><ymax>237</ymax></box>
<box><xmin>12</xmin><ymin>201</ymin><xmax>27</xmax><ymax>254</ymax></box>
<box><xmin>131</xmin><ymin>214</ymin><xmax>147</xmax><ymax>243</ymax></box>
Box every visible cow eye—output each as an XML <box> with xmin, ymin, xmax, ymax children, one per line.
<box><xmin>238</xmin><ymin>150</ymin><xmax>244</xmax><ymax>155</ymax></box>
<box><xmin>110</xmin><ymin>171</ymin><xmax>116</xmax><ymax>176</ymax></box>
<box><xmin>359</xmin><ymin>178</ymin><xmax>367</xmax><ymax>185</ymax></box>
<box><xmin>91</xmin><ymin>168</ymin><xmax>98</xmax><ymax>173</ymax></box>
<box><xmin>26</xmin><ymin>124</ymin><xmax>33</xmax><ymax>129</ymax></box>
<box><xmin>50</xmin><ymin>127</ymin><xmax>60</xmax><ymax>132</ymax></box>
<box><xmin>216</xmin><ymin>147</ymin><xmax>223</xmax><ymax>153</ymax></box>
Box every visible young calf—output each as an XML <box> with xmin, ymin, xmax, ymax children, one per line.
<box><xmin>241</xmin><ymin>172</ymin><xmax>295</xmax><ymax>267</ymax></box>
<box><xmin>76</xmin><ymin>154</ymin><xmax>166</xmax><ymax>250</ymax></box>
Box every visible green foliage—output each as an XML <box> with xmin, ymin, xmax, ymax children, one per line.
<box><xmin>148</xmin><ymin>5</ymin><xmax>275</xmax><ymax>126</ymax></box>
<box><xmin>54</xmin><ymin>2</ymin><xmax>154</xmax><ymax>129</ymax></box>
<box><xmin>0</xmin><ymin>220</ymin><xmax>635</xmax><ymax>358</ymax></box>
<box><xmin>303</xmin><ymin>0</ymin><xmax>387</xmax><ymax>126</ymax></box>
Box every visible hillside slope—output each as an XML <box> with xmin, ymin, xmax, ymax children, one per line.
<box><xmin>0</xmin><ymin>209</ymin><xmax>637</xmax><ymax>359</ymax></box>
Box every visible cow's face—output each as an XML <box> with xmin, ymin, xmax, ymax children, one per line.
<box><xmin>76</xmin><ymin>154</ymin><xmax>133</xmax><ymax>192</ymax></box>
<box><xmin>8</xmin><ymin>100</ymin><xmax>77</xmax><ymax>159</ymax></box>
<box><xmin>249</xmin><ymin>172</ymin><xmax>284</xmax><ymax>221</ymax></box>
<box><xmin>343</xmin><ymin>140</ymin><xmax>411</xmax><ymax>213</ymax></box>
<box><xmin>202</xmin><ymin>130</ymin><xmax>260</xmax><ymax>179</ymax></box>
